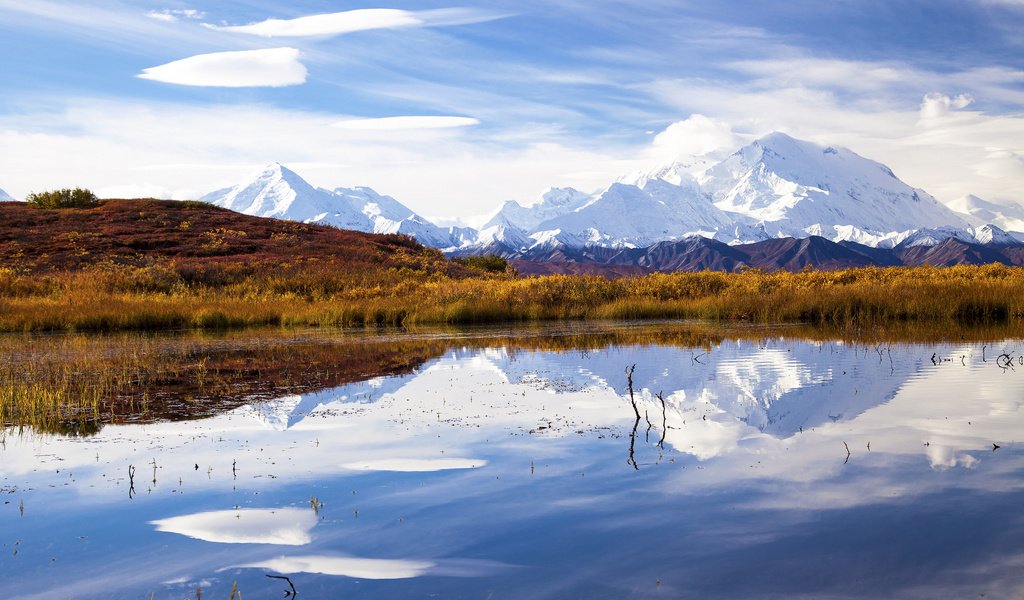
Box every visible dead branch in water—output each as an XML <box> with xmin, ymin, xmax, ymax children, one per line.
<box><xmin>625</xmin><ymin>364</ymin><xmax>639</xmax><ymax>419</ymax></box>
<box><xmin>625</xmin><ymin>364</ymin><xmax>639</xmax><ymax>470</ymax></box>
<box><xmin>266</xmin><ymin>574</ymin><xmax>297</xmax><ymax>598</ymax></box>
<box><xmin>656</xmin><ymin>391</ymin><xmax>668</xmax><ymax>449</ymax></box>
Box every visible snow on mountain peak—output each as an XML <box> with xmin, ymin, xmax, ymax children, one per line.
<box><xmin>197</xmin><ymin>135</ymin><xmax>1022</xmax><ymax>257</ymax></box>
<box><xmin>619</xmin><ymin>153</ymin><xmax>713</xmax><ymax>188</ymax></box>
<box><xmin>201</xmin><ymin>164</ymin><xmax>467</xmax><ymax>249</ymax></box>
<box><xmin>0</xmin><ymin>188</ymin><xmax>13</xmax><ymax>202</ymax></box>
<box><xmin>947</xmin><ymin>194</ymin><xmax>1024</xmax><ymax>232</ymax></box>
<box><xmin>969</xmin><ymin>223</ymin><xmax>1018</xmax><ymax>246</ymax></box>
<box><xmin>700</xmin><ymin>132</ymin><xmax>970</xmax><ymax>235</ymax></box>
<box><xmin>481</xmin><ymin>187</ymin><xmax>592</xmax><ymax>232</ymax></box>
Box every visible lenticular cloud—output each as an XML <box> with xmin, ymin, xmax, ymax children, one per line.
<box><xmin>138</xmin><ymin>48</ymin><xmax>307</xmax><ymax>88</ymax></box>
<box><xmin>205</xmin><ymin>8</ymin><xmax>506</xmax><ymax>38</ymax></box>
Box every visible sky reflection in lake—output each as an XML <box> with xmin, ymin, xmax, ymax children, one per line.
<box><xmin>2</xmin><ymin>326</ymin><xmax>1024</xmax><ymax>598</ymax></box>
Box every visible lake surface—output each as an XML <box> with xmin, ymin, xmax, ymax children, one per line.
<box><xmin>3</xmin><ymin>322</ymin><xmax>1024</xmax><ymax>599</ymax></box>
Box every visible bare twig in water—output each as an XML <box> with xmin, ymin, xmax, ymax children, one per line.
<box><xmin>625</xmin><ymin>364</ymin><xmax>639</xmax><ymax>419</ymax></box>
<box><xmin>843</xmin><ymin>441</ymin><xmax>851</xmax><ymax>465</ymax></box>
<box><xmin>628</xmin><ymin>414</ymin><xmax>640</xmax><ymax>471</ymax></box>
<box><xmin>625</xmin><ymin>364</ymin><xmax>640</xmax><ymax>471</ymax></box>
<box><xmin>266</xmin><ymin>574</ymin><xmax>297</xmax><ymax>597</ymax></box>
<box><xmin>128</xmin><ymin>464</ymin><xmax>136</xmax><ymax>500</ymax></box>
<box><xmin>997</xmin><ymin>353</ymin><xmax>1015</xmax><ymax>371</ymax></box>
<box><xmin>656</xmin><ymin>391</ymin><xmax>667</xmax><ymax>449</ymax></box>
<box><xmin>993</xmin><ymin>443</ymin><xmax>1001</xmax><ymax>452</ymax></box>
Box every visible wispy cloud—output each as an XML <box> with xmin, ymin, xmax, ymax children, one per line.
<box><xmin>205</xmin><ymin>8</ymin><xmax>508</xmax><ymax>38</ymax></box>
<box><xmin>0</xmin><ymin>99</ymin><xmax>636</xmax><ymax>216</ymax></box>
<box><xmin>333</xmin><ymin>116</ymin><xmax>480</xmax><ymax>130</ymax></box>
<box><xmin>145</xmin><ymin>8</ymin><xmax>205</xmax><ymax>23</ymax></box>
<box><xmin>137</xmin><ymin>48</ymin><xmax>307</xmax><ymax>88</ymax></box>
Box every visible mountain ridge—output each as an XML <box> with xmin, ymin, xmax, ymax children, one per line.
<box><xmin>192</xmin><ymin>133</ymin><xmax>1024</xmax><ymax>266</ymax></box>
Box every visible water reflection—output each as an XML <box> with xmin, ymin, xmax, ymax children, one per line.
<box><xmin>342</xmin><ymin>458</ymin><xmax>486</xmax><ymax>472</ymax></box>
<box><xmin>2</xmin><ymin>325</ymin><xmax>1024</xmax><ymax>598</ymax></box>
<box><xmin>152</xmin><ymin>508</ymin><xmax>317</xmax><ymax>545</ymax></box>
<box><xmin>236</xmin><ymin>555</ymin><xmax>435</xmax><ymax>579</ymax></box>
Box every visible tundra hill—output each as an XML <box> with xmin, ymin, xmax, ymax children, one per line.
<box><xmin>0</xmin><ymin>199</ymin><xmax>471</xmax><ymax>278</ymax></box>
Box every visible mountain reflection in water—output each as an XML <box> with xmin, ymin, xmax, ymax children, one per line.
<box><xmin>2</xmin><ymin>323</ymin><xmax>1023</xmax><ymax>599</ymax></box>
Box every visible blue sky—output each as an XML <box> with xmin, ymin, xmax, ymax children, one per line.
<box><xmin>1</xmin><ymin>0</ymin><xmax>1023</xmax><ymax>219</ymax></box>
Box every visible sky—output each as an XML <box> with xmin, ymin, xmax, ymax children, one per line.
<box><xmin>1</xmin><ymin>0</ymin><xmax>1023</xmax><ymax>221</ymax></box>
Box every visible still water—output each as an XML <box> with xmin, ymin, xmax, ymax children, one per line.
<box><xmin>2</xmin><ymin>322</ymin><xmax>1024</xmax><ymax>599</ymax></box>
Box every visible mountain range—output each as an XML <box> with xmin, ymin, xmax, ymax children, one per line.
<box><xmin>200</xmin><ymin>163</ymin><xmax>475</xmax><ymax>249</ymax></box>
<box><xmin>198</xmin><ymin>133</ymin><xmax>1024</xmax><ymax>264</ymax></box>
<box><xmin>11</xmin><ymin>132</ymin><xmax>1021</xmax><ymax>272</ymax></box>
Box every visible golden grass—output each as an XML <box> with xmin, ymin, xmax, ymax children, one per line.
<box><xmin>1</xmin><ymin>263</ymin><xmax>1024</xmax><ymax>333</ymax></box>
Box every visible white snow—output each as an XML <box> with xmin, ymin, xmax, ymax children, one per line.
<box><xmin>200</xmin><ymin>134</ymin><xmax>1024</xmax><ymax>252</ymax></box>
<box><xmin>948</xmin><ymin>194</ymin><xmax>1024</xmax><ymax>233</ymax></box>
<box><xmin>200</xmin><ymin>163</ymin><xmax>463</xmax><ymax>248</ymax></box>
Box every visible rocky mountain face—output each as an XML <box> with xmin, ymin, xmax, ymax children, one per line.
<box><xmin>511</xmin><ymin>233</ymin><xmax>1024</xmax><ymax>276</ymax></box>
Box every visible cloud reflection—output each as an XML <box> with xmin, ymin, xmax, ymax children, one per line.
<box><xmin>237</xmin><ymin>555</ymin><xmax>434</xmax><ymax>579</ymax></box>
<box><xmin>342</xmin><ymin>458</ymin><xmax>486</xmax><ymax>472</ymax></box>
<box><xmin>151</xmin><ymin>508</ymin><xmax>317</xmax><ymax>545</ymax></box>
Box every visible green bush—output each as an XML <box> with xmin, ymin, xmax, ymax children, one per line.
<box><xmin>26</xmin><ymin>188</ymin><xmax>100</xmax><ymax>209</ymax></box>
<box><xmin>454</xmin><ymin>254</ymin><xmax>511</xmax><ymax>274</ymax></box>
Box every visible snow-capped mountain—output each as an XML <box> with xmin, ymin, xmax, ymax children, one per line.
<box><xmin>618</xmin><ymin>153</ymin><xmax>714</xmax><ymax>188</ymax></box>
<box><xmin>198</xmin><ymin>133</ymin><xmax>1024</xmax><ymax>262</ymax></box>
<box><xmin>529</xmin><ymin>178</ymin><xmax>736</xmax><ymax>247</ymax></box>
<box><xmin>701</xmin><ymin>133</ymin><xmax>969</xmax><ymax>234</ymax></box>
<box><xmin>460</xmin><ymin>132</ymin><xmax>1013</xmax><ymax>254</ymax></box>
<box><xmin>201</xmin><ymin>164</ymin><xmax>466</xmax><ymax>248</ymax></box>
<box><xmin>948</xmin><ymin>194</ymin><xmax>1024</xmax><ymax>233</ymax></box>
<box><xmin>480</xmin><ymin>187</ymin><xmax>593</xmax><ymax>232</ymax></box>
<box><xmin>0</xmin><ymin>188</ymin><xmax>13</xmax><ymax>202</ymax></box>
<box><xmin>967</xmin><ymin>224</ymin><xmax>1020</xmax><ymax>246</ymax></box>
<box><xmin>201</xmin><ymin>163</ymin><xmax>369</xmax><ymax>229</ymax></box>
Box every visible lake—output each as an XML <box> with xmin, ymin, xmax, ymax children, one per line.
<box><xmin>2</xmin><ymin>321</ymin><xmax>1023</xmax><ymax>599</ymax></box>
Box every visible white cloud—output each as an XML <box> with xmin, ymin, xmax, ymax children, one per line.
<box><xmin>206</xmin><ymin>8</ymin><xmax>506</xmax><ymax>38</ymax></box>
<box><xmin>137</xmin><ymin>48</ymin><xmax>307</xmax><ymax>88</ymax></box>
<box><xmin>333</xmin><ymin>116</ymin><xmax>480</xmax><ymax>130</ymax></box>
<box><xmin>649</xmin><ymin>115</ymin><xmax>736</xmax><ymax>161</ymax></box>
<box><xmin>144</xmin><ymin>11</ymin><xmax>176</xmax><ymax>23</ymax></box>
<box><xmin>0</xmin><ymin>99</ymin><xmax>634</xmax><ymax>218</ymax></box>
<box><xmin>919</xmin><ymin>92</ymin><xmax>975</xmax><ymax>120</ymax></box>
<box><xmin>645</xmin><ymin>57</ymin><xmax>1024</xmax><ymax>207</ymax></box>
<box><xmin>145</xmin><ymin>9</ymin><xmax>205</xmax><ymax>23</ymax></box>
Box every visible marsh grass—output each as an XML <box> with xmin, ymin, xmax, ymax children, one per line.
<box><xmin>2</xmin><ymin>264</ymin><xmax>1023</xmax><ymax>333</ymax></box>
<box><xmin>3</xmin><ymin>320</ymin><xmax>1022</xmax><ymax>436</ymax></box>
<box><xmin>0</xmin><ymin>331</ymin><xmax>449</xmax><ymax>435</ymax></box>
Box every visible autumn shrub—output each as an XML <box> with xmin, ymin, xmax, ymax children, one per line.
<box><xmin>26</xmin><ymin>188</ymin><xmax>99</xmax><ymax>209</ymax></box>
